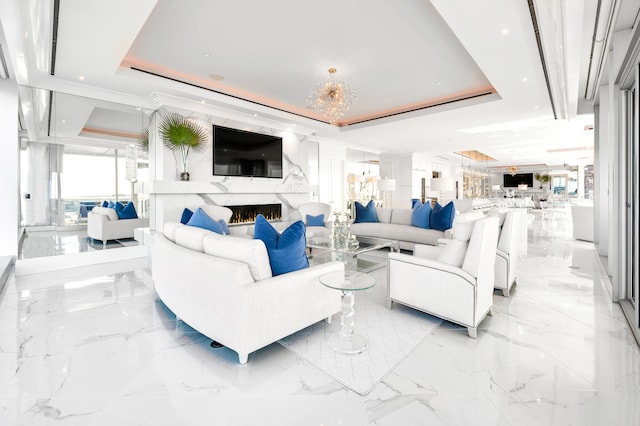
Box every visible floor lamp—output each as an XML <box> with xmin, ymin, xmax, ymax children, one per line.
<box><xmin>430</xmin><ymin>177</ymin><xmax>453</xmax><ymax>203</ymax></box>
<box><xmin>379</xmin><ymin>178</ymin><xmax>396</xmax><ymax>207</ymax></box>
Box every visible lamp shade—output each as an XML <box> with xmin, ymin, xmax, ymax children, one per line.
<box><xmin>491</xmin><ymin>185</ymin><xmax>501</xmax><ymax>191</ymax></box>
<box><xmin>518</xmin><ymin>184</ymin><xmax>528</xmax><ymax>191</ymax></box>
<box><xmin>379</xmin><ymin>178</ymin><xmax>396</xmax><ymax>191</ymax></box>
<box><xmin>430</xmin><ymin>177</ymin><xmax>453</xmax><ymax>192</ymax></box>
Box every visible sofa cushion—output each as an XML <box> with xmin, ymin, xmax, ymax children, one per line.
<box><xmin>430</xmin><ymin>202</ymin><xmax>455</xmax><ymax>231</ymax></box>
<box><xmin>254</xmin><ymin>214</ymin><xmax>309</xmax><ymax>276</ymax></box>
<box><xmin>354</xmin><ymin>200</ymin><xmax>378</xmax><ymax>223</ymax></box>
<box><xmin>180</xmin><ymin>208</ymin><xmax>193</xmax><ymax>224</ymax></box>
<box><xmin>163</xmin><ymin>222</ymin><xmax>182</xmax><ymax>242</ymax></box>
<box><xmin>411</xmin><ymin>201</ymin><xmax>432</xmax><ymax>229</ymax></box>
<box><xmin>92</xmin><ymin>206</ymin><xmax>119</xmax><ymax>221</ymax></box>
<box><xmin>350</xmin><ymin>222</ymin><xmax>444</xmax><ymax>246</ymax></box>
<box><xmin>376</xmin><ymin>208</ymin><xmax>392</xmax><ymax>224</ymax></box>
<box><xmin>175</xmin><ymin>224</ymin><xmax>222</xmax><ymax>252</ymax></box>
<box><xmin>437</xmin><ymin>239</ymin><xmax>468</xmax><ymax>267</ymax></box>
<box><xmin>199</xmin><ymin>205</ymin><xmax>233</xmax><ymax>223</ymax></box>
<box><xmin>186</xmin><ymin>208</ymin><xmax>224</xmax><ymax>234</ymax></box>
<box><xmin>203</xmin><ymin>235</ymin><xmax>272</xmax><ymax>281</ymax></box>
<box><xmin>391</xmin><ymin>209</ymin><xmax>412</xmax><ymax>226</ymax></box>
<box><xmin>115</xmin><ymin>202</ymin><xmax>138</xmax><ymax>219</ymax></box>
<box><xmin>306</xmin><ymin>214</ymin><xmax>325</xmax><ymax>227</ymax></box>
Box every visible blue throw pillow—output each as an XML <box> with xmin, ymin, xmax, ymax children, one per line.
<box><xmin>186</xmin><ymin>208</ymin><xmax>224</xmax><ymax>234</ymax></box>
<box><xmin>217</xmin><ymin>219</ymin><xmax>230</xmax><ymax>235</ymax></box>
<box><xmin>101</xmin><ymin>200</ymin><xmax>109</xmax><ymax>208</ymax></box>
<box><xmin>107</xmin><ymin>200</ymin><xmax>116</xmax><ymax>209</ymax></box>
<box><xmin>411</xmin><ymin>201</ymin><xmax>432</xmax><ymax>229</ymax></box>
<box><xmin>354</xmin><ymin>200</ymin><xmax>378</xmax><ymax>223</ymax></box>
<box><xmin>180</xmin><ymin>208</ymin><xmax>193</xmax><ymax>224</ymax></box>
<box><xmin>254</xmin><ymin>214</ymin><xmax>308</xmax><ymax>276</ymax></box>
<box><xmin>115</xmin><ymin>201</ymin><xmax>138</xmax><ymax>219</ymax></box>
<box><xmin>306</xmin><ymin>214</ymin><xmax>325</xmax><ymax>227</ymax></box>
<box><xmin>430</xmin><ymin>202</ymin><xmax>455</xmax><ymax>231</ymax></box>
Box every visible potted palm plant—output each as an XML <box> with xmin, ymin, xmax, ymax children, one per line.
<box><xmin>158</xmin><ymin>113</ymin><xmax>208</xmax><ymax>181</ymax></box>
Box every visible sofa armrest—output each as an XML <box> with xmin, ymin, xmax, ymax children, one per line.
<box><xmin>443</xmin><ymin>229</ymin><xmax>453</xmax><ymax>239</ymax></box>
<box><xmin>388</xmin><ymin>252</ymin><xmax>475</xmax><ymax>285</ymax></box>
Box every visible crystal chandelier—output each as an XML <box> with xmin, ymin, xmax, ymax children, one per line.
<box><xmin>307</xmin><ymin>68</ymin><xmax>357</xmax><ymax>124</ymax></box>
<box><xmin>509</xmin><ymin>166</ymin><xmax>518</xmax><ymax>176</ymax></box>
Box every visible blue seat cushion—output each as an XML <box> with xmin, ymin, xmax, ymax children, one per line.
<box><xmin>430</xmin><ymin>202</ymin><xmax>455</xmax><ymax>231</ymax></box>
<box><xmin>411</xmin><ymin>200</ymin><xmax>432</xmax><ymax>229</ymax></box>
<box><xmin>115</xmin><ymin>201</ymin><xmax>139</xmax><ymax>219</ymax></box>
<box><xmin>180</xmin><ymin>208</ymin><xmax>193</xmax><ymax>224</ymax></box>
<box><xmin>306</xmin><ymin>214</ymin><xmax>325</xmax><ymax>227</ymax></box>
<box><xmin>254</xmin><ymin>214</ymin><xmax>308</xmax><ymax>276</ymax></box>
<box><xmin>354</xmin><ymin>200</ymin><xmax>378</xmax><ymax>223</ymax></box>
<box><xmin>185</xmin><ymin>208</ymin><xmax>224</xmax><ymax>234</ymax></box>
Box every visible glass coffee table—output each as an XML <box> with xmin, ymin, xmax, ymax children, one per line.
<box><xmin>307</xmin><ymin>235</ymin><xmax>399</xmax><ymax>274</ymax></box>
<box><xmin>319</xmin><ymin>271</ymin><xmax>376</xmax><ymax>354</ymax></box>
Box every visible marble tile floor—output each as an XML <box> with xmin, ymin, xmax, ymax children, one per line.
<box><xmin>1</xmin><ymin>212</ymin><xmax>639</xmax><ymax>425</ymax></box>
<box><xmin>19</xmin><ymin>228</ymin><xmax>139</xmax><ymax>260</ymax></box>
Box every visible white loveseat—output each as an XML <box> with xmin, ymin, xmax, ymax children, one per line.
<box><xmin>152</xmin><ymin>222</ymin><xmax>343</xmax><ymax>364</ymax></box>
<box><xmin>350</xmin><ymin>207</ymin><xmax>452</xmax><ymax>250</ymax></box>
<box><xmin>87</xmin><ymin>207</ymin><xmax>149</xmax><ymax>247</ymax></box>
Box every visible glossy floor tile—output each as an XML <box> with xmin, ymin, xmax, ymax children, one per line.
<box><xmin>1</xmin><ymin>209</ymin><xmax>638</xmax><ymax>425</ymax></box>
<box><xmin>19</xmin><ymin>229</ymin><xmax>139</xmax><ymax>260</ymax></box>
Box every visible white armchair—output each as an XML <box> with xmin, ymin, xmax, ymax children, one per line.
<box><xmin>298</xmin><ymin>202</ymin><xmax>332</xmax><ymax>237</ymax></box>
<box><xmin>387</xmin><ymin>216</ymin><xmax>500</xmax><ymax>338</ymax></box>
<box><xmin>492</xmin><ymin>210</ymin><xmax>524</xmax><ymax>297</ymax></box>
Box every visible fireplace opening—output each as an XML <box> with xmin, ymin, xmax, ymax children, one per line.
<box><xmin>226</xmin><ymin>203</ymin><xmax>282</xmax><ymax>225</ymax></box>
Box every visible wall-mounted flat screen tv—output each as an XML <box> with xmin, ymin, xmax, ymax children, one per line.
<box><xmin>503</xmin><ymin>172</ymin><xmax>534</xmax><ymax>188</ymax></box>
<box><xmin>212</xmin><ymin>125</ymin><xmax>283</xmax><ymax>178</ymax></box>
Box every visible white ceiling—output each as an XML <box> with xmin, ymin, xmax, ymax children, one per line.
<box><xmin>1</xmin><ymin>0</ymin><xmax>609</xmax><ymax>167</ymax></box>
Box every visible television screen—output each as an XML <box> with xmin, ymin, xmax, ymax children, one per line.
<box><xmin>503</xmin><ymin>173</ymin><xmax>533</xmax><ymax>188</ymax></box>
<box><xmin>212</xmin><ymin>125</ymin><xmax>283</xmax><ymax>178</ymax></box>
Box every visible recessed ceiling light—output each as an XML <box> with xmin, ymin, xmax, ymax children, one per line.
<box><xmin>209</xmin><ymin>73</ymin><xmax>224</xmax><ymax>81</ymax></box>
<box><xmin>78</xmin><ymin>75</ymin><xmax>85</xmax><ymax>81</ymax></box>
<box><xmin>501</xmin><ymin>28</ymin><xmax>509</xmax><ymax>35</ymax></box>
<box><xmin>534</xmin><ymin>105</ymin><xmax>539</xmax><ymax>109</ymax></box>
<box><xmin>435</xmin><ymin>81</ymin><xmax>441</xmax><ymax>85</ymax></box>
<box><xmin>201</xmin><ymin>100</ymin><xmax>206</xmax><ymax>104</ymax></box>
<box><xmin>203</xmin><ymin>53</ymin><xmax>211</xmax><ymax>58</ymax></box>
<box><xmin>61</xmin><ymin>119</ymin><xmax>66</xmax><ymax>123</ymax></box>
<box><xmin>522</xmin><ymin>77</ymin><xmax>528</xmax><ymax>83</ymax></box>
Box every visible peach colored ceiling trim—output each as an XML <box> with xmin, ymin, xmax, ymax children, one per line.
<box><xmin>456</xmin><ymin>150</ymin><xmax>496</xmax><ymax>162</ymax></box>
<box><xmin>122</xmin><ymin>56</ymin><xmax>495</xmax><ymax>127</ymax></box>
<box><xmin>81</xmin><ymin>126</ymin><xmax>140</xmax><ymax>139</ymax></box>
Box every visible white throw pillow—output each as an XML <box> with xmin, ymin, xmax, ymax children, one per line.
<box><xmin>437</xmin><ymin>239</ymin><xmax>468</xmax><ymax>268</ymax></box>
<box><xmin>175</xmin><ymin>225</ymin><xmax>222</xmax><ymax>252</ymax></box>
<box><xmin>203</xmin><ymin>235</ymin><xmax>272</xmax><ymax>281</ymax></box>
<box><xmin>199</xmin><ymin>205</ymin><xmax>233</xmax><ymax>223</ymax></box>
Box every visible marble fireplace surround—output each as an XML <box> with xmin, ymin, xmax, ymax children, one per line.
<box><xmin>147</xmin><ymin>179</ymin><xmax>311</xmax><ymax>234</ymax></box>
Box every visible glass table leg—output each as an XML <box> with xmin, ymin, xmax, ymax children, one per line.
<box><xmin>327</xmin><ymin>290</ymin><xmax>367</xmax><ymax>354</ymax></box>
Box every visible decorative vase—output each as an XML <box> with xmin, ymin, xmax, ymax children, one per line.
<box><xmin>180</xmin><ymin>172</ymin><xmax>190</xmax><ymax>181</ymax></box>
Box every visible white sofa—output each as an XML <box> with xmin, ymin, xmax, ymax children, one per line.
<box><xmin>350</xmin><ymin>208</ymin><xmax>451</xmax><ymax>250</ymax></box>
<box><xmin>387</xmin><ymin>216</ymin><xmax>500</xmax><ymax>338</ymax></box>
<box><xmin>152</xmin><ymin>222</ymin><xmax>343</xmax><ymax>364</ymax></box>
<box><xmin>87</xmin><ymin>207</ymin><xmax>149</xmax><ymax>247</ymax></box>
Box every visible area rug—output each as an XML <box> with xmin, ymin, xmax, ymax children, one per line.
<box><xmin>279</xmin><ymin>254</ymin><xmax>443</xmax><ymax>395</ymax></box>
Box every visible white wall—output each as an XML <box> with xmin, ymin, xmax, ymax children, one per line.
<box><xmin>0</xmin><ymin>78</ymin><xmax>19</xmax><ymax>256</ymax></box>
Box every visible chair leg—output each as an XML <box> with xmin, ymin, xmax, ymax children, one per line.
<box><xmin>487</xmin><ymin>307</ymin><xmax>493</xmax><ymax>316</ymax></box>
<box><xmin>386</xmin><ymin>299</ymin><xmax>394</xmax><ymax>309</ymax></box>
<box><xmin>326</xmin><ymin>314</ymin><xmax>333</xmax><ymax>324</ymax></box>
<box><xmin>238</xmin><ymin>353</ymin><xmax>248</xmax><ymax>364</ymax></box>
<box><xmin>467</xmin><ymin>327</ymin><xmax>478</xmax><ymax>338</ymax></box>
<box><xmin>103</xmin><ymin>240</ymin><xmax>107</xmax><ymax>248</ymax></box>
<box><xmin>502</xmin><ymin>288</ymin><xmax>510</xmax><ymax>298</ymax></box>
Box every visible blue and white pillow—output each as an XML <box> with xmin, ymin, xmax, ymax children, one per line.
<box><xmin>186</xmin><ymin>208</ymin><xmax>224</xmax><ymax>234</ymax></box>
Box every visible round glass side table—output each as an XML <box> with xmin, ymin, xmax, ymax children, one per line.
<box><xmin>319</xmin><ymin>271</ymin><xmax>376</xmax><ymax>354</ymax></box>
